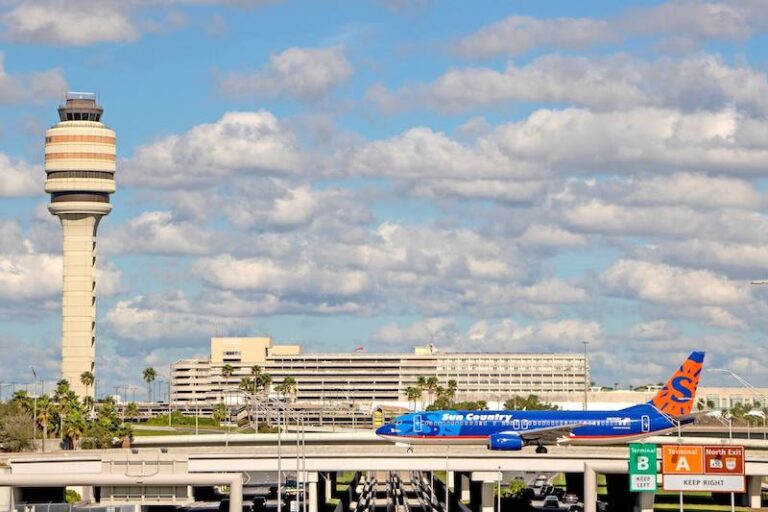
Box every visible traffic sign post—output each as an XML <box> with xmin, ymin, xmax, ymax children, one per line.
<box><xmin>629</xmin><ymin>443</ymin><xmax>658</xmax><ymax>492</ymax></box>
<box><xmin>662</xmin><ymin>445</ymin><xmax>745</xmax><ymax>493</ymax></box>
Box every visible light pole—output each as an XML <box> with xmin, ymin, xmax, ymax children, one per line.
<box><xmin>582</xmin><ymin>341</ymin><xmax>589</xmax><ymax>411</ymax></box>
<box><xmin>30</xmin><ymin>367</ymin><xmax>38</xmax><ymax>451</ymax></box>
<box><xmin>709</xmin><ymin>368</ymin><xmax>768</xmax><ymax>439</ymax></box>
<box><xmin>746</xmin><ymin>409</ymin><xmax>766</xmax><ymax>441</ymax></box>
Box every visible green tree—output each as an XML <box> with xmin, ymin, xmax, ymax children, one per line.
<box><xmin>63</xmin><ymin>407</ymin><xmax>86</xmax><ymax>449</ymax></box>
<box><xmin>250</xmin><ymin>365</ymin><xmax>262</xmax><ymax>377</ymax></box>
<box><xmin>256</xmin><ymin>373</ymin><xmax>272</xmax><ymax>397</ymax></box>
<box><xmin>10</xmin><ymin>390</ymin><xmax>32</xmax><ymax>415</ymax></box>
<box><xmin>0</xmin><ymin>402</ymin><xmax>34</xmax><ymax>452</ymax></box>
<box><xmin>504</xmin><ymin>394</ymin><xmax>558</xmax><ymax>411</ymax></box>
<box><xmin>212</xmin><ymin>403</ymin><xmax>227</xmax><ymax>424</ymax></box>
<box><xmin>405</xmin><ymin>386</ymin><xmax>422</xmax><ymax>410</ymax></box>
<box><xmin>143</xmin><ymin>368</ymin><xmax>156</xmax><ymax>403</ymax></box>
<box><xmin>222</xmin><ymin>364</ymin><xmax>234</xmax><ymax>379</ymax></box>
<box><xmin>36</xmin><ymin>394</ymin><xmax>53</xmax><ymax>451</ymax></box>
<box><xmin>239</xmin><ymin>377</ymin><xmax>256</xmax><ymax>394</ymax></box>
<box><xmin>80</xmin><ymin>371</ymin><xmax>95</xmax><ymax>398</ymax></box>
<box><xmin>125</xmin><ymin>402</ymin><xmax>140</xmax><ymax>419</ymax></box>
<box><xmin>275</xmin><ymin>376</ymin><xmax>297</xmax><ymax>401</ymax></box>
<box><xmin>424</xmin><ymin>376</ymin><xmax>439</xmax><ymax>406</ymax></box>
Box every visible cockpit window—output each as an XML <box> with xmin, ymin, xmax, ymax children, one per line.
<box><xmin>396</xmin><ymin>420</ymin><xmax>402</xmax><ymax>426</ymax></box>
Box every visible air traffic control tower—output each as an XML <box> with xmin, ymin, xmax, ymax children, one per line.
<box><xmin>45</xmin><ymin>93</ymin><xmax>116</xmax><ymax>397</ymax></box>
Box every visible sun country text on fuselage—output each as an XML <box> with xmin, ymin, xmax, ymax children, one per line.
<box><xmin>375</xmin><ymin>351</ymin><xmax>705</xmax><ymax>452</ymax></box>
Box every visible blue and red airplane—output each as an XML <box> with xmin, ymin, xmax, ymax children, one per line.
<box><xmin>376</xmin><ymin>351</ymin><xmax>704</xmax><ymax>453</ymax></box>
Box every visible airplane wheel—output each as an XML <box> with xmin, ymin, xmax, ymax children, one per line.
<box><xmin>535</xmin><ymin>446</ymin><xmax>548</xmax><ymax>454</ymax></box>
<box><xmin>407</xmin><ymin>447</ymin><xmax>414</xmax><ymax>454</ymax></box>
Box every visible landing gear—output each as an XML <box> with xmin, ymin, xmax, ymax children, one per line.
<box><xmin>407</xmin><ymin>446</ymin><xmax>414</xmax><ymax>454</ymax></box>
<box><xmin>535</xmin><ymin>442</ymin><xmax>548</xmax><ymax>454</ymax></box>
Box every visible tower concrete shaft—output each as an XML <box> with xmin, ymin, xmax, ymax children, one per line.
<box><xmin>45</xmin><ymin>93</ymin><xmax>116</xmax><ymax>398</ymax></box>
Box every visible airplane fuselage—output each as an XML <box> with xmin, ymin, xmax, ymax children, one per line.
<box><xmin>376</xmin><ymin>406</ymin><xmax>687</xmax><ymax>447</ymax></box>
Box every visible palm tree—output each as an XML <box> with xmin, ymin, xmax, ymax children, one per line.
<box><xmin>80</xmin><ymin>371</ymin><xmax>94</xmax><ymax>398</ymax></box>
<box><xmin>221</xmin><ymin>364</ymin><xmax>234</xmax><ymax>379</ymax></box>
<box><xmin>143</xmin><ymin>368</ymin><xmax>156</xmax><ymax>403</ymax></box>
<box><xmin>212</xmin><ymin>403</ymin><xmax>227</xmax><ymax>424</ymax></box>
<box><xmin>239</xmin><ymin>377</ymin><xmax>256</xmax><ymax>394</ymax></box>
<box><xmin>257</xmin><ymin>373</ymin><xmax>272</xmax><ymax>398</ymax></box>
<box><xmin>425</xmin><ymin>376</ymin><xmax>439</xmax><ymax>406</ymax></box>
<box><xmin>63</xmin><ymin>407</ymin><xmax>86</xmax><ymax>449</ymax></box>
<box><xmin>125</xmin><ymin>402</ymin><xmax>140</xmax><ymax>419</ymax></box>
<box><xmin>405</xmin><ymin>386</ymin><xmax>422</xmax><ymax>410</ymax></box>
<box><xmin>36</xmin><ymin>394</ymin><xmax>53</xmax><ymax>452</ymax></box>
<box><xmin>250</xmin><ymin>365</ymin><xmax>262</xmax><ymax>377</ymax></box>
<box><xmin>11</xmin><ymin>390</ymin><xmax>32</xmax><ymax>414</ymax></box>
<box><xmin>280</xmin><ymin>376</ymin><xmax>297</xmax><ymax>401</ymax></box>
<box><xmin>83</xmin><ymin>396</ymin><xmax>95</xmax><ymax>417</ymax></box>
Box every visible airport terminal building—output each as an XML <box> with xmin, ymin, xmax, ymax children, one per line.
<box><xmin>170</xmin><ymin>337</ymin><xmax>589</xmax><ymax>408</ymax></box>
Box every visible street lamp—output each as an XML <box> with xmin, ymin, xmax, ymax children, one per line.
<box><xmin>709</xmin><ymin>368</ymin><xmax>768</xmax><ymax>439</ymax></box>
<box><xmin>746</xmin><ymin>409</ymin><xmax>766</xmax><ymax>441</ymax></box>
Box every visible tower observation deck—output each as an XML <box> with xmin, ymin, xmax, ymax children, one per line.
<box><xmin>44</xmin><ymin>92</ymin><xmax>116</xmax><ymax>397</ymax></box>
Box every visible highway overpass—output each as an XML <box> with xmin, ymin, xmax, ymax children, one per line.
<box><xmin>3</xmin><ymin>437</ymin><xmax>768</xmax><ymax>512</ymax></box>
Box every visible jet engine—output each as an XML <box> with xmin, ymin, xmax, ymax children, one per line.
<box><xmin>488</xmin><ymin>432</ymin><xmax>524</xmax><ymax>450</ymax></box>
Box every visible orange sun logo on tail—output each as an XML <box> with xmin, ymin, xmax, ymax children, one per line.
<box><xmin>649</xmin><ymin>351</ymin><xmax>705</xmax><ymax>417</ymax></box>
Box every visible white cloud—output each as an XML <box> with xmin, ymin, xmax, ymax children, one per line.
<box><xmin>102</xmin><ymin>211</ymin><xmax>216</xmax><ymax>255</ymax></box>
<box><xmin>456</xmin><ymin>16</ymin><xmax>613</xmax><ymax>59</ymax></box>
<box><xmin>0</xmin><ymin>53</ymin><xmax>66</xmax><ymax>105</ymax></box>
<box><xmin>627</xmin><ymin>320</ymin><xmax>681</xmax><ymax>340</ymax></box>
<box><xmin>1</xmin><ymin>0</ymin><xmax>280</xmax><ymax>45</ymax></box>
<box><xmin>104</xmin><ymin>292</ymin><xmax>246</xmax><ymax>346</ymax></box>
<box><xmin>0</xmin><ymin>154</ymin><xmax>41</xmax><ymax>197</ymax></box>
<box><xmin>123</xmin><ymin>110</ymin><xmax>304</xmax><ymax>188</ymax></box>
<box><xmin>623</xmin><ymin>173</ymin><xmax>761</xmax><ymax>209</ymax></box>
<box><xmin>372</xmin><ymin>54</ymin><xmax>768</xmax><ymax>114</ymax></box>
<box><xmin>0</xmin><ymin>254</ymin><xmax>61</xmax><ymax>302</ymax></box>
<box><xmin>345</xmin><ymin>108</ymin><xmax>768</xmax><ymax>188</ymax></box>
<box><xmin>600</xmin><ymin>259</ymin><xmax>751</xmax><ymax>306</ymax></box>
<box><xmin>406</xmin><ymin>179</ymin><xmax>544</xmax><ymax>204</ymax></box>
<box><xmin>519</xmin><ymin>225</ymin><xmax>587</xmax><ymax>248</ymax></box>
<box><xmin>3</xmin><ymin>2</ymin><xmax>138</xmax><ymax>45</ymax></box>
<box><xmin>460</xmin><ymin>318</ymin><xmax>602</xmax><ymax>352</ymax></box>
<box><xmin>456</xmin><ymin>1</ymin><xmax>768</xmax><ymax>59</ymax></box>
<box><xmin>217</xmin><ymin>46</ymin><xmax>353</xmax><ymax>102</ymax></box>
<box><xmin>196</xmin><ymin>254</ymin><xmax>372</xmax><ymax>297</ymax></box>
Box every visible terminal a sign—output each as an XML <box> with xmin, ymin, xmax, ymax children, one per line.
<box><xmin>629</xmin><ymin>443</ymin><xmax>658</xmax><ymax>492</ymax></box>
<box><xmin>662</xmin><ymin>445</ymin><xmax>745</xmax><ymax>493</ymax></box>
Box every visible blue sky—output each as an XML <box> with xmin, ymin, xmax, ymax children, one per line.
<box><xmin>1</xmin><ymin>0</ymin><xmax>768</xmax><ymax>397</ymax></box>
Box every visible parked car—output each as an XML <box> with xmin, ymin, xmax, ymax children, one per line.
<box><xmin>563</xmin><ymin>493</ymin><xmax>579</xmax><ymax>504</ymax></box>
<box><xmin>543</xmin><ymin>496</ymin><xmax>560</xmax><ymax>509</ymax></box>
<box><xmin>568</xmin><ymin>505</ymin><xmax>584</xmax><ymax>512</ymax></box>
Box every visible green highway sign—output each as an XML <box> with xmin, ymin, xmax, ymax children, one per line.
<box><xmin>629</xmin><ymin>443</ymin><xmax>658</xmax><ymax>492</ymax></box>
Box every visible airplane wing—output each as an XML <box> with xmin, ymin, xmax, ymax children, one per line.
<box><xmin>518</xmin><ymin>423</ymin><xmax>584</xmax><ymax>444</ymax></box>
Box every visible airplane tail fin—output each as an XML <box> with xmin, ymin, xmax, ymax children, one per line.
<box><xmin>648</xmin><ymin>351</ymin><xmax>705</xmax><ymax>417</ymax></box>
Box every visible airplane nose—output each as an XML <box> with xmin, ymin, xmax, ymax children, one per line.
<box><xmin>376</xmin><ymin>424</ymin><xmax>395</xmax><ymax>436</ymax></box>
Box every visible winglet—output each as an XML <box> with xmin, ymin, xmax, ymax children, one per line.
<box><xmin>649</xmin><ymin>351</ymin><xmax>705</xmax><ymax>417</ymax></box>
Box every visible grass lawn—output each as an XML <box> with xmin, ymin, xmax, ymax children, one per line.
<box><xmin>654</xmin><ymin>504</ymin><xmax>754</xmax><ymax>511</ymax></box>
<box><xmin>132</xmin><ymin>429</ymin><xmax>186</xmax><ymax>436</ymax></box>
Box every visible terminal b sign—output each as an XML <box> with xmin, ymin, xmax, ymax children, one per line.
<box><xmin>662</xmin><ymin>445</ymin><xmax>745</xmax><ymax>493</ymax></box>
<box><xmin>629</xmin><ymin>443</ymin><xmax>658</xmax><ymax>492</ymax></box>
